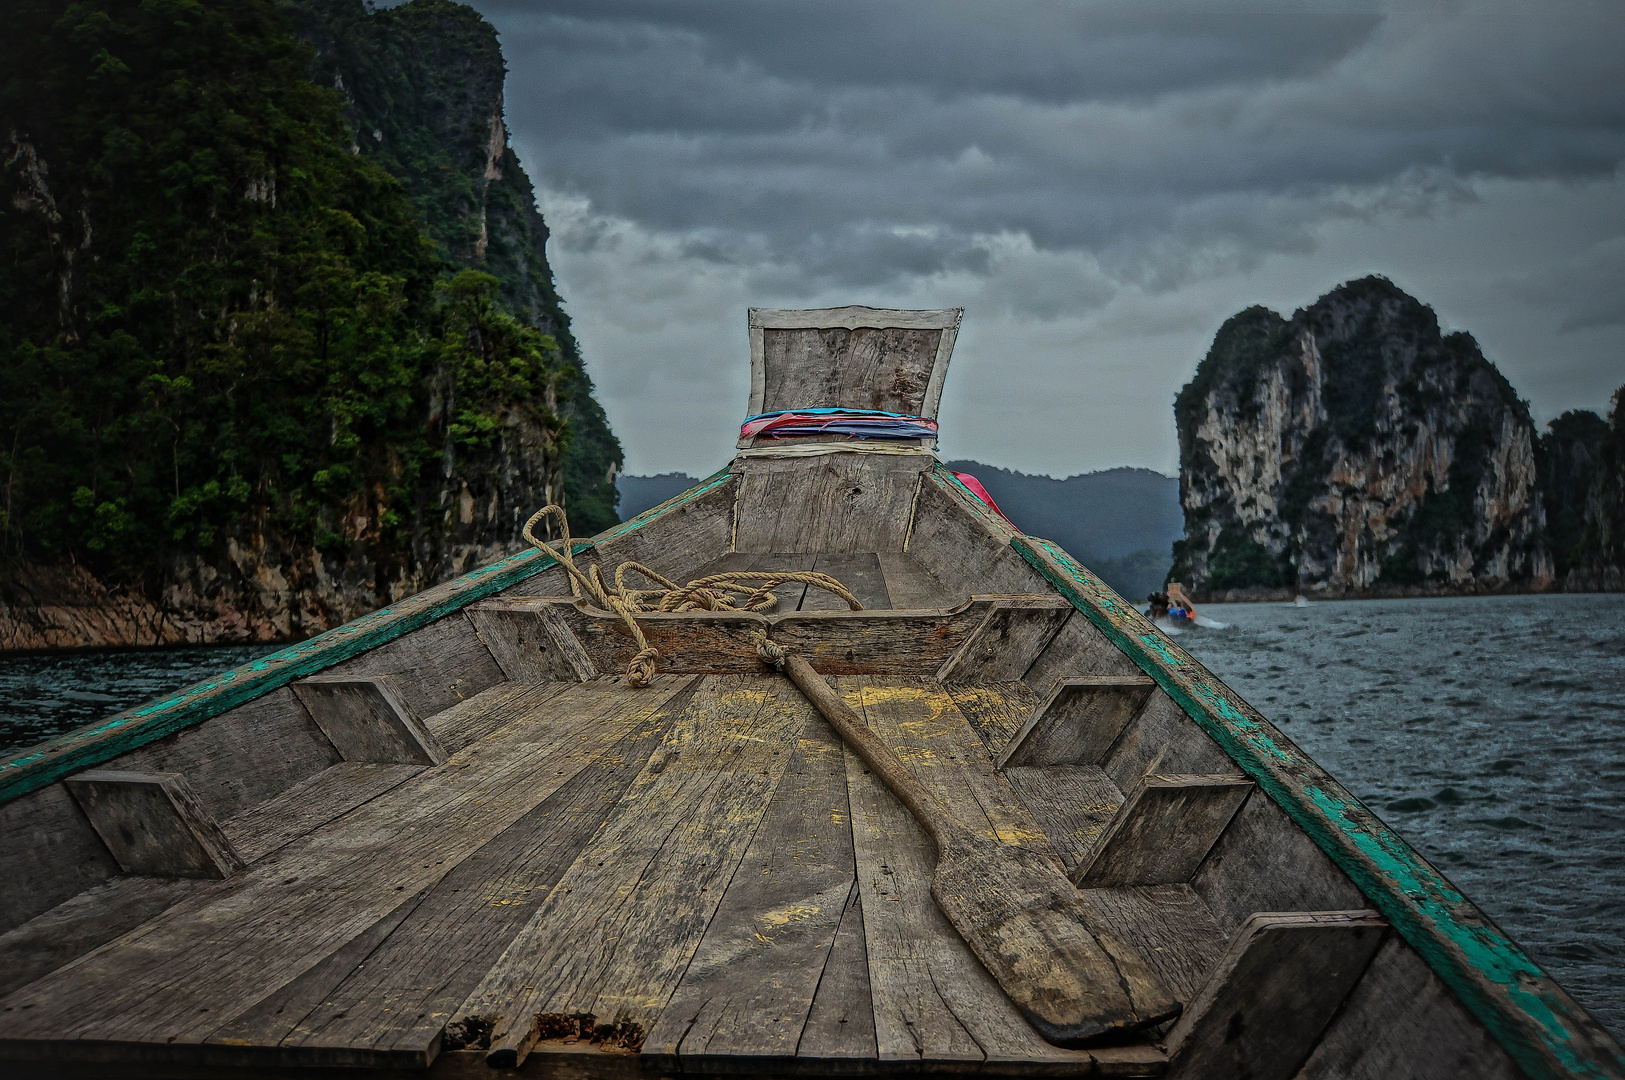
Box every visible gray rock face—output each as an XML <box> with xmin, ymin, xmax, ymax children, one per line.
<box><xmin>1171</xmin><ymin>277</ymin><xmax>1552</xmax><ymax>598</ymax></box>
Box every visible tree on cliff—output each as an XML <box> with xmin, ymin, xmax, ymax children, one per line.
<box><xmin>1170</xmin><ymin>277</ymin><xmax>1550</xmax><ymax>597</ymax></box>
<box><xmin>0</xmin><ymin>0</ymin><xmax>615</xmax><ymax>638</ymax></box>
<box><xmin>1571</xmin><ymin>384</ymin><xmax>1625</xmax><ymax>590</ymax></box>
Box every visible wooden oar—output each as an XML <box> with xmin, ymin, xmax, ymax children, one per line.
<box><xmin>777</xmin><ymin>650</ymin><xmax>1182</xmax><ymax>1046</ymax></box>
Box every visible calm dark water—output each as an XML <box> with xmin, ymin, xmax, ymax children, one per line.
<box><xmin>1177</xmin><ymin>593</ymin><xmax>1625</xmax><ymax>1036</ymax></box>
<box><xmin>0</xmin><ymin>644</ymin><xmax>280</xmax><ymax>755</ymax></box>
<box><xmin>0</xmin><ymin>597</ymin><xmax>1619</xmax><ymax>1033</ymax></box>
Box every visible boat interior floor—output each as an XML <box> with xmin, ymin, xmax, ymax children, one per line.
<box><xmin>0</xmin><ymin>553</ymin><xmax>1346</xmax><ymax>1079</ymax></box>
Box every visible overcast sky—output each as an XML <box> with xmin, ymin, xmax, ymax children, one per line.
<box><xmin>471</xmin><ymin>0</ymin><xmax>1625</xmax><ymax>478</ymax></box>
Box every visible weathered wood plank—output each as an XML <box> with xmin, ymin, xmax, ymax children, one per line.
<box><xmin>219</xmin><ymin>762</ymin><xmax>424</xmax><ymax>864</ymax></box>
<box><xmin>290</xmin><ymin>676</ymin><xmax>444</xmax><ymax>766</ymax></box>
<box><xmin>64</xmin><ymin>770</ymin><xmax>243</xmax><ymax>879</ymax></box>
<box><xmin>0</xmin><ymin>783</ymin><xmax>121</xmax><ymax>933</ymax></box>
<box><xmin>112</xmin><ymin>687</ymin><xmax>340</xmax><ymax>824</ymax></box>
<box><xmin>1190</xmin><ymin>788</ymin><xmax>1369</xmax><ymax>936</ymax></box>
<box><xmin>505</xmin><ymin>597</ymin><xmax>998</xmax><ymax>678</ymax></box>
<box><xmin>1075</xmin><ymin>775</ymin><xmax>1252</xmax><ymax>888</ymax></box>
<box><xmin>467</xmin><ymin>599</ymin><xmax>594</xmax><ymax>682</ymax></box>
<box><xmin>903</xmin><ymin>468</ymin><xmax>1050</xmax><ymax>598</ymax></box>
<box><xmin>421</xmin><ymin>680</ymin><xmax>572</xmax><ymax>757</ymax></box>
<box><xmin>1099</xmin><ymin>690</ymin><xmax>1236</xmax><ymax>795</ymax></box>
<box><xmin>462</xmin><ymin>675</ymin><xmax>818</xmax><ymax>1067</ymax></box>
<box><xmin>758</xmin><ymin>325</ymin><xmax>945</xmax><ymax>417</ymax></box>
<box><xmin>996</xmin><ymin>675</ymin><xmax>1157</xmax><ymax>769</ymax></box>
<box><xmin>797</xmin><ymin>884</ymin><xmax>877</xmax><ymax>1062</ymax></box>
<box><xmin>1292</xmin><ymin>935</ymin><xmax>1527</xmax><ymax>1080</ymax></box>
<box><xmin>590</xmin><ymin>472</ymin><xmax>738</xmax><ymax>581</ymax></box>
<box><xmin>840</xmin><ymin>732</ymin><xmax>1104</xmax><ymax>1067</ymax></box>
<box><xmin>0</xmin><ymin>468</ymin><xmax>734</xmax><ymax>808</ymax></box>
<box><xmin>1003</xmin><ymin>765</ymin><xmax>1124</xmax><ymax>872</ymax></box>
<box><xmin>321</xmin><ymin>612</ymin><xmax>504</xmax><ymax>723</ymax></box>
<box><xmin>253</xmin><ymin>688</ymin><xmax>695</xmax><ymax>1063</ymax></box>
<box><xmin>1022</xmin><ymin>610</ymin><xmax>1144</xmax><ymax>698</ymax></box>
<box><xmin>0</xmin><ymin>876</ymin><xmax>209</xmax><ymax>996</ymax></box>
<box><xmin>1165</xmin><ymin>910</ymin><xmax>1387</xmax><ymax>1080</ymax></box>
<box><xmin>935</xmin><ymin>597</ymin><xmax>1072</xmax><ymax>683</ymax></box>
<box><xmin>1079</xmin><ymin>884</ymin><xmax>1228</xmax><ymax>1004</ymax></box>
<box><xmin>876</xmin><ymin>550</ymin><xmax>954</xmax><ymax>609</ymax></box>
<box><xmin>805</xmin><ymin>553</ymin><xmax>892</xmax><ymax>611</ymax></box>
<box><xmin>733</xmin><ymin>455</ymin><xmax>927</xmax><ymax>553</ymax></box>
<box><xmin>1011</xmin><ymin>535</ymin><xmax>1625</xmax><ymax>1080</ymax></box>
<box><xmin>746</xmin><ymin>552</ymin><xmax>817</xmax><ymax>612</ymax></box>
<box><xmin>0</xmin><ymin>678</ymin><xmax>696</xmax><ymax>1052</ymax></box>
<box><xmin>943</xmin><ymin>678</ymin><xmax>1041</xmax><ymax>755</ymax></box>
<box><xmin>643</xmin><ymin>715</ymin><xmax>855</xmax><ymax>1064</ymax></box>
<box><xmin>842</xmin><ymin>677</ymin><xmax>1057</xmax><ymax>861</ymax></box>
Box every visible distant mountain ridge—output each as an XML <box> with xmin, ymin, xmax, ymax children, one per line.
<box><xmin>617</xmin><ymin>463</ymin><xmax>1182</xmax><ymax>601</ymax></box>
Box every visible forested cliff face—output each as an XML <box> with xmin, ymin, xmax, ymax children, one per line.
<box><xmin>0</xmin><ymin>0</ymin><xmax>620</xmax><ymax>648</ymax></box>
<box><xmin>1566</xmin><ymin>386</ymin><xmax>1625</xmax><ymax>592</ymax></box>
<box><xmin>1170</xmin><ymin>277</ymin><xmax>1552</xmax><ymax>598</ymax></box>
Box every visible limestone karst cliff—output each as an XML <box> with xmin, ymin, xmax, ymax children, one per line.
<box><xmin>0</xmin><ymin>0</ymin><xmax>618</xmax><ymax>648</ymax></box>
<box><xmin>1567</xmin><ymin>385</ymin><xmax>1625</xmax><ymax>592</ymax></box>
<box><xmin>1170</xmin><ymin>277</ymin><xmax>1552</xmax><ymax>598</ymax></box>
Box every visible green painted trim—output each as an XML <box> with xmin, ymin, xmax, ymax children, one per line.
<box><xmin>1012</xmin><ymin>535</ymin><xmax>1625</xmax><ymax>1080</ymax></box>
<box><xmin>0</xmin><ymin>469</ymin><xmax>739</xmax><ymax>807</ymax></box>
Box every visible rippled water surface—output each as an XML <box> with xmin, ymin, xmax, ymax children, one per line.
<box><xmin>0</xmin><ymin>644</ymin><xmax>280</xmax><ymax>754</ymax></box>
<box><xmin>0</xmin><ymin>595</ymin><xmax>1620</xmax><ymax>1034</ymax></box>
<box><xmin>1177</xmin><ymin>593</ymin><xmax>1624</xmax><ymax>1035</ymax></box>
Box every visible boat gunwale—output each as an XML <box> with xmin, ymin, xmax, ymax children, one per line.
<box><xmin>976</xmin><ymin>477</ymin><xmax>1623</xmax><ymax>1080</ymax></box>
<box><xmin>0</xmin><ymin>468</ymin><xmax>738</xmax><ymax>806</ymax></box>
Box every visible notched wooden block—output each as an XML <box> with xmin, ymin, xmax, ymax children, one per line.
<box><xmin>292</xmin><ymin>675</ymin><xmax>445</xmax><ymax>766</ymax></box>
<box><xmin>65</xmin><ymin>770</ymin><xmax>244</xmax><ymax>879</ymax></box>
<box><xmin>995</xmin><ymin>674</ymin><xmax>1156</xmax><ymax>769</ymax></box>
<box><xmin>1166</xmin><ymin>909</ymin><xmax>1387</xmax><ymax>1080</ymax></box>
<box><xmin>935</xmin><ymin>595</ymin><xmax>1072</xmax><ymax>682</ymax></box>
<box><xmin>1073</xmin><ymin>773</ymin><xmax>1252</xmax><ymax>887</ymax></box>
<box><xmin>468</xmin><ymin>597</ymin><xmax>599</xmax><ymax>682</ymax></box>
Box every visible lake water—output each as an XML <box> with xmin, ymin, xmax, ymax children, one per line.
<box><xmin>0</xmin><ymin>594</ymin><xmax>1620</xmax><ymax>1034</ymax></box>
<box><xmin>1178</xmin><ymin>593</ymin><xmax>1625</xmax><ymax>1036</ymax></box>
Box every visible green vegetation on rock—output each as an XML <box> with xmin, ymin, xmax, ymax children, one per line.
<box><xmin>1</xmin><ymin>0</ymin><xmax>615</xmax><ymax>602</ymax></box>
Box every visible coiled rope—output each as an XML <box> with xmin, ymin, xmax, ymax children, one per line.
<box><xmin>522</xmin><ymin>504</ymin><xmax>862</xmax><ymax>686</ymax></box>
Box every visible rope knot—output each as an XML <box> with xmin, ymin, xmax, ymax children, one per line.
<box><xmin>750</xmin><ymin>631</ymin><xmax>789</xmax><ymax>671</ymax></box>
<box><xmin>627</xmin><ymin>645</ymin><xmax>661</xmax><ymax>688</ymax></box>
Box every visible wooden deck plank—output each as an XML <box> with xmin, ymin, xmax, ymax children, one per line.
<box><xmin>1003</xmin><ymin>765</ymin><xmax>1124</xmax><ymax>873</ymax></box>
<box><xmin>461</xmin><ymin>675</ymin><xmax>819</xmax><ymax>1067</ymax></box>
<box><xmin>876</xmin><ymin>551</ymin><xmax>955</xmax><ymax>610</ymax></box>
<box><xmin>643</xmin><ymin>715</ymin><xmax>856</xmax><ymax>1063</ymax></box>
<box><xmin>0</xmin><ymin>783</ymin><xmax>122</xmax><ymax>933</ymax></box>
<box><xmin>264</xmin><ymin>686</ymin><xmax>697</xmax><ymax>1062</ymax></box>
<box><xmin>219</xmin><ymin>763</ymin><xmax>426</xmax><ymax>866</ymax></box>
<box><xmin>0</xmin><ymin>678</ymin><xmax>696</xmax><ymax>1052</ymax></box>
<box><xmin>797</xmin><ymin>885</ymin><xmax>877</xmax><ymax>1061</ymax></box>
<box><xmin>420</xmin><ymin>680</ymin><xmax>569</xmax><ymax>757</ymax></box>
<box><xmin>806</xmin><ymin>553</ymin><xmax>892</xmax><ymax>611</ymax></box>
<box><xmin>844</xmin><ymin>677</ymin><xmax>1058</xmax><ymax>862</ymax></box>
<box><xmin>0</xmin><ymin>876</ymin><xmax>209</xmax><ymax>997</ymax></box>
<box><xmin>747</xmin><ymin>553</ymin><xmax>816</xmax><ymax>613</ymax></box>
<box><xmin>943</xmin><ymin>679</ymin><xmax>1040</xmax><ymax>756</ymax></box>
<box><xmin>835</xmin><ymin>677</ymin><xmax>1099</xmax><ymax>1067</ymax></box>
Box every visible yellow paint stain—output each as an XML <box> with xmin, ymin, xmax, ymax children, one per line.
<box><xmin>994</xmin><ymin>828</ymin><xmax>1045</xmax><ymax>844</ymax></box>
<box><xmin>758</xmin><ymin>901</ymin><xmax>824</xmax><ymax>930</ymax></box>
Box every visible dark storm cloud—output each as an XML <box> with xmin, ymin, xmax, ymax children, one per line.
<box><xmin>481</xmin><ymin>0</ymin><xmax>1625</xmax><ymax>295</ymax></box>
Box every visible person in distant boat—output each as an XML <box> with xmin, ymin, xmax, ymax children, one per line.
<box><xmin>1147</xmin><ymin>591</ymin><xmax>1170</xmax><ymax>620</ymax></box>
<box><xmin>1166</xmin><ymin>582</ymin><xmax>1197</xmax><ymax>624</ymax></box>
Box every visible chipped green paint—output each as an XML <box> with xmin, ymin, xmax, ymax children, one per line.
<box><xmin>0</xmin><ymin>469</ymin><xmax>740</xmax><ymax>807</ymax></box>
<box><xmin>1012</xmin><ymin>533</ymin><xmax>1625</xmax><ymax>1080</ymax></box>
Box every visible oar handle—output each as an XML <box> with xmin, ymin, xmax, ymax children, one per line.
<box><xmin>781</xmin><ymin>652</ymin><xmax>968</xmax><ymax>849</ymax></box>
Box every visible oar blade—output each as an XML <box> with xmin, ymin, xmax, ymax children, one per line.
<box><xmin>931</xmin><ymin>839</ymin><xmax>1181</xmax><ymax>1046</ymax></box>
